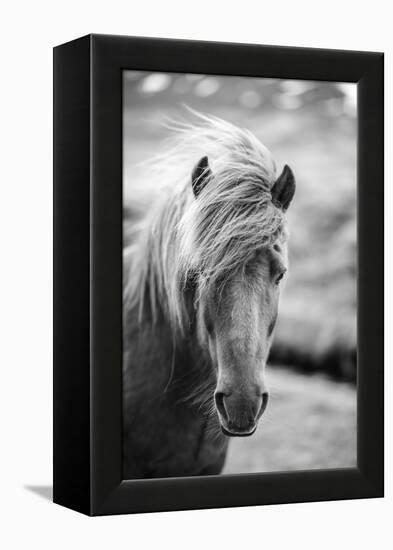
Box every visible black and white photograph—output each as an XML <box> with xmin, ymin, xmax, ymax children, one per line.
<box><xmin>0</xmin><ymin>0</ymin><xmax>388</xmax><ymax>543</ymax></box>
<box><xmin>122</xmin><ymin>71</ymin><xmax>357</xmax><ymax>479</ymax></box>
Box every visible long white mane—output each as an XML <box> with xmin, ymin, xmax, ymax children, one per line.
<box><xmin>124</xmin><ymin>111</ymin><xmax>284</xmax><ymax>334</ymax></box>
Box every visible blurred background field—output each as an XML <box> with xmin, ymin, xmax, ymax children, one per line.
<box><xmin>123</xmin><ymin>71</ymin><xmax>357</xmax><ymax>472</ymax></box>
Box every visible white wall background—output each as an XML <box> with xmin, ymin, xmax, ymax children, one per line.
<box><xmin>0</xmin><ymin>1</ymin><xmax>390</xmax><ymax>548</ymax></box>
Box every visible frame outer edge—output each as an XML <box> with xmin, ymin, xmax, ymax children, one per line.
<box><xmin>357</xmin><ymin>53</ymin><xmax>384</xmax><ymax>496</ymax></box>
<box><xmin>53</xmin><ymin>35</ymin><xmax>92</xmax><ymax>516</ymax></box>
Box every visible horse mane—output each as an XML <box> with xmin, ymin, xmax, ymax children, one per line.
<box><xmin>123</xmin><ymin>111</ymin><xmax>285</xmax><ymax>336</ymax></box>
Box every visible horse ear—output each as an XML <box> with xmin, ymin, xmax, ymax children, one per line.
<box><xmin>192</xmin><ymin>156</ymin><xmax>211</xmax><ymax>198</ymax></box>
<box><xmin>271</xmin><ymin>164</ymin><xmax>295</xmax><ymax>211</ymax></box>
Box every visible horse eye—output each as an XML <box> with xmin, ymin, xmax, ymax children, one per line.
<box><xmin>275</xmin><ymin>271</ymin><xmax>286</xmax><ymax>285</ymax></box>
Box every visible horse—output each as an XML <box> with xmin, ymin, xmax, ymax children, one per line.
<box><xmin>123</xmin><ymin>112</ymin><xmax>295</xmax><ymax>479</ymax></box>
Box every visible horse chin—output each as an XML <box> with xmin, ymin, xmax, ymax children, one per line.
<box><xmin>220</xmin><ymin>424</ymin><xmax>257</xmax><ymax>438</ymax></box>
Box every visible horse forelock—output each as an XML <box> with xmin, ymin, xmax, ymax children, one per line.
<box><xmin>124</xmin><ymin>111</ymin><xmax>285</xmax><ymax>336</ymax></box>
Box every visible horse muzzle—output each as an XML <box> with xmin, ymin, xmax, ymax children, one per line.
<box><xmin>214</xmin><ymin>390</ymin><xmax>269</xmax><ymax>437</ymax></box>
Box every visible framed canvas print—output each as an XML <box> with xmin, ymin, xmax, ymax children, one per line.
<box><xmin>53</xmin><ymin>34</ymin><xmax>384</xmax><ymax>515</ymax></box>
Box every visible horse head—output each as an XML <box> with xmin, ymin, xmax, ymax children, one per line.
<box><xmin>185</xmin><ymin>155</ymin><xmax>295</xmax><ymax>436</ymax></box>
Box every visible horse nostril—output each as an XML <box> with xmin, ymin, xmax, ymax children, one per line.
<box><xmin>214</xmin><ymin>391</ymin><xmax>229</xmax><ymax>421</ymax></box>
<box><xmin>258</xmin><ymin>391</ymin><xmax>269</xmax><ymax>419</ymax></box>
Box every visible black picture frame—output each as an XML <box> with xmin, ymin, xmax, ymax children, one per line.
<box><xmin>53</xmin><ymin>34</ymin><xmax>384</xmax><ymax>516</ymax></box>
